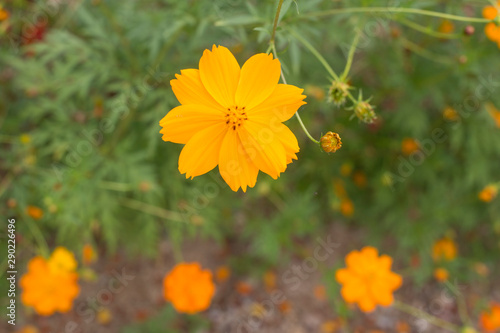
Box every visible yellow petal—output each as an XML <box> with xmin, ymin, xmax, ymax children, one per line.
<box><xmin>235</xmin><ymin>53</ymin><xmax>281</xmax><ymax>110</ymax></box>
<box><xmin>335</xmin><ymin>268</ymin><xmax>355</xmax><ymax>284</ymax></box>
<box><xmin>370</xmin><ymin>284</ymin><xmax>394</xmax><ymax>306</ymax></box>
<box><xmin>249</xmin><ymin>84</ymin><xmax>306</xmax><ymax>122</ymax></box>
<box><xmin>239</xmin><ymin>121</ymin><xmax>287</xmax><ymax>179</ymax></box>
<box><xmin>199</xmin><ymin>45</ymin><xmax>240</xmax><ymax>107</ymax></box>
<box><xmin>357</xmin><ymin>296</ymin><xmax>377</xmax><ymax>312</ymax></box>
<box><xmin>178</xmin><ymin>123</ymin><xmax>227</xmax><ymax>179</ymax></box>
<box><xmin>485</xmin><ymin>23</ymin><xmax>500</xmax><ymax>42</ymax></box>
<box><xmin>159</xmin><ymin>104</ymin><xmax>224</xmax><ymax>144</ymax></box>
<box><xmin>170</xmin><ymin>69</ymin><xmax>223</xmax><ymax>110</ymax></box>
<box><xmin>250</xmin><ymin>119</ymin><xmax>299</xmax><ymax>164</ymax></box>
<box><xmin>378</xmin><ymin>255</ymin><xmax>393</xmax><ymax>271</ymax></box>
<box><xmin>218</xmin><ymin>130</ymin><xmax>259</xmax><ymax>192</ymax></box>
<box><xmin>340</xmin><ymin>280</ymin><xmax>366</xmax><ymax>303</ymax></box>
<box><xmin>483</xmin><ymin>6</ymin><xmax>498</xmax><ymax>20</ymax></box>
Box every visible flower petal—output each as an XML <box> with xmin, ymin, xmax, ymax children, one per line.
<box><xmin>218</xmin><ymin>129</ymin><xmax>259</xmax><ymax>192</ymax></box>
<box><xmin>483</xmin><ymin>6</ymin><xmax>498</xmax><ymax>20</ymax></box>
<box><xmin>357</xmin><ymin>296</ymin><xmax>377</xmax><ymax>312</ymax></box>
<box><xmin>160</xmin><ymin>104</ymin><xmax>224</xmax><ymax>144</ymax></box>
<box><xmin>485</xmin><ymin>23</ymin><xmax>500</xmax><ymax>42</ymax></box>
<box><xmin>178</xmin><ymin>123</ymin><xmax>227</xmax><ymax>179</ymax></box>
<box><xmin>235</xmin><ymin>53</ymin><xmax>281</xmax><ymax>110</ymax></box>
<box><xmin>199</xmin><ymin>45</ymin><xmax>240</xmax><ymax>108</ymax></box>
<box><xmin>170</xmin><ymin>69</ymin><xmax>223</xmax><ymax>110</ymax></box>
<box><xmin>239</xmin><ymin>121</ymin><xmax>287</xmax><ymax>179</ymax></box>
<box><xmin>249</xmin><ymin>84</ymin><xmax>306</xmax><ymax>122</ymax></box>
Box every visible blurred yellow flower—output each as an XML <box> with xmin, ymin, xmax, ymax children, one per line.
<box><xmin>479</xmin><ymin>185</ymin><xmax>498</xmax><ymax>202</ymax></box>
<box><xmin>97</xmin><ymin>307</ymin><xmax>112</xmax><ymax>325</ymax></box>
<box><xmin>335</xmin><ymin>246</ymin><xmax>402</xmax><ymax>312</ymax></box>
<box><xmin>159</xmin><ymin>45</ymin><xmax>306</xmax><ymax>192</ymax></box>
<box><xmin>20</xmin><ymin>254</ymin><xmax>80</xmax><ymax>316</ymax></box>
<box><xmin>401</xmin><ymin>138</ymin><xmax>420</xmax><ymax>156</ymax></box>
<box><xmin>432</xmin><ymin>238</ymin><xmax>457</xmax><ymax>261</ymax></box>
<box><xmin>26</xmin><ymin>205</ymin><xmax>43</xmax><ymax>220</ymax></box>
<box><xmin>163</xmin><ymin>262</ymin><xmax>215</xmax><ymax>314</ymax></box>
<box><xmin>483</xmin><ymin>2</ymin><xmax>500</xmax><ymax>48</ymax></box>
<box><xmin>20</xmin><ymin>134</ymin><xmax>31</xmax><ymax>144</ymax></box>
<box><xmin>443</xmin><ymin>106</ymin><xmax>459</xmax><ymax>121</ymax></box>
<box><xmin>480</xmin><ymin>302</ymin><xmax>500</xmax><ymax>332</ymax></box>
<box><xmin>263</xmin><ymin>270</ymin><xmax>276</xmax><ymax>291</ymax></box>
<box><xmin>305</xmin><ymin>84</ymin><xmax>325</xmax><ymax>101</ymax></box>
<box><xmin>433</xmin><ymin>267</ymin><xmax>449</xmax><ymax>282</ymax></box>
<box><xmin>48</xmin><ymin>247</ymin><xmax>78</xmax><ymax>274</ymax></box>
<box><xmin>340</xmin><ymin>162</ymin><xmax>353</xmax><ymax>177</ymax></box>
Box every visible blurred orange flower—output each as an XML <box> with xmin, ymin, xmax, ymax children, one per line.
<box><xmin>433</xmin><ymin>267</ymin><xmax>449</xmax><ymax>282</ymax></box>
<box><xmin>335</xmin><ymin>246</ymin><xmax>402</xmax><ymax>312</ymax></box>
<box><xmin>26</xmin><ymin>205</ymin><xmax>43</xmax><ymax>220</ymax></box>
<box><xmin>479</xmin><ymin>185</ymin><xmax>498</xmax><ymax>202</ymax></box>
<box><xmin>340</xmin><ymin>199</ymin><xmax>354</xmax><ymax>217</ymax></box>
<box><xmin>432</xmin><ymin>238</ymin><xmax>457</xmax><ymax>261</ymax></box>
<box><xmin>20</xmin><ymin>252</ymin><xmax>80</xmax><ymax>316</ymax></box>
<box><xmin>0</xmin><ymin>5</ymin><xmax>9</xmax><ymax>21</ymax></box>
<box><xmin>163</xmin><ymin>262</ymin><xmax>215</xmax><ymax>314</ymax></box>
<box><xmin>438</xmin><ymin>20</ymin><xmax>454</xmax><ymax>34</ymax></box>
<box><xmin>236</xmin><ymin>281</ymin><xmax>253</xmax><ymax>295</ymax></box>
<box><xmin>483</xmin><ymin>2</ymin><xmax>500</xmax><ymax>48</ymax></box>
<box><xmin>480</xmin><ymin>302</ymin><xmax>500</xmax><ymax>332</ymax></box>
<box><xmin>48</xmin><ymin>247</ymin><xmax>78</xmax><ymax>274</ymax></box>
<box><xmin>485</xmin><ymin>102</ymin><xmax>500</xmax><ymax>128</ymax></box>
<box><xmin>443</xmin><ymin>106</ymin><xmax>459</xmax><ymax>121</ymax></box>
<box><xmin>215</xmin><ymin>265</ymin><xmax>231</xmax><ymax>282</ymax></box>
<box><xmin>353</xmin><ymin>171</ymin><xmax>367</xmax><ymax>188</ymax></box>
<box><xmin>82</xmin><ymin>244</ymin><xmax>97</xmax><ymax>265</ymax></box>
<box><xmin>401</xmin><ymin>138</ymin><xmax>420</xmax><ymax>155</ymax></box>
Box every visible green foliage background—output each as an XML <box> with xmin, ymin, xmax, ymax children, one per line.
<box><xmin>1</xmin><ymin>0</ymin><xmax>499</xmax><ymax>329</ymax></box>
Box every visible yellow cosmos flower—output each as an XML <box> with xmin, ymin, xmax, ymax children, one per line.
<box><xmin>48</xmin><ymin>246</ymin><xmax>78</xmax><ymax>274</ymax></box>
<box><xmin>335</xmin><ymin>246</ymin><xmax>402</xmax><ymax>312</ymax></box>
<box><xmin>483</xmin><ymin>2</ymin><xmax>500</xmax><ymax>47</ymax></box>
<box><xmin>432</xmin><ymin>237</ymin><xmax>457</xmax><ymax>262</ymax></box>
<box><xmin>160</xmin><ymin>45</ymin><xmax>307</xmax><ymax>192</ymax></box>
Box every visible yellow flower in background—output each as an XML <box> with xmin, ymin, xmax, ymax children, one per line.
<box><xmin>20</xmin><ymin>134</ymin><xmax>31</xmax><ymax>144</ymax></box>
<box><xmin>48</xmin><ymin>247</ymin><xmax>78</xmax><ymax>274</ymax></box>
<box><xmin>480</xmin><ymin>302</ymin><xmax>500</xmax><ymax>332</ymax></box>
<box><xmin>401</xmin><ymin>138</ymin><xmax>420</xmax><ymax>155</ymax></box>
<box><xmin>483</xmin><ymin>2</ymin><xmax>500</xmax><ymax>47</ymax></box>
<box><xmin>432</xmin><ymin>238</ymin><xmax>457</xmax><ymax>261</ymax></box>
<box><xmin>163</xmin><ymin>262</ymin><xmax>215</xmax><ymax>314</ymax></box>
<box><xmin>340</xmin><ymin>199</ymin><xmax>354</xmax><ymax>217</ymax></box>
<box><xmin>26</xmin><ymin>205</ymin><xmax>43</xmax><ymax>220</ymax></box>
<box><xmin>443</xmin><ymin>106</ymin><xmax>459</xmax><ymax>121</ymax></box>
<box><xmin>335</xmin><ymin>246</ymin><xmax>402</xmax><ymax>312</ymax></box>
<box><xmin>479</xmin><ymin>185</ymin><xmax>498</xmax><ymax>202</ymax></box>
<box><xmin>305</xmin><ymin>84</ymin><xmax>325</xmax><ymax>101</ymax></box>
<box><xmin>433</xmin><ymin>267</ymin><xmax>449</xmax><ymax>282</ymax></box>
<box><xmin>160</xmin><ymin>45</ymin><xmax>306</xmax><ymax>192</ymax></box>
<box><xmin>20</xmin><ymin>254</ymin><xmax>80</xmax><ymax>316</ymax></box>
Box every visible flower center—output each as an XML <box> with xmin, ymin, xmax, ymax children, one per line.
<box><xmin>225</xmin><ymin>106</ymin><xmax>248</xmax><ymax>131</ymax></box>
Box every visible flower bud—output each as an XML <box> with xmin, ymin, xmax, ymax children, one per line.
<box><xmin>320</xmin><ymin>131</ymin><xmax>342</xmax><ymax>153</ymax></box>
<box><xmin>328</xmin><ymin>81</ymin><xmax>350</xmax><ymax>106</ymax></box>
<box><xmin>353</xmin><ymin>101</ymin><xmax>377</xmax><ymax>124</ymax></box>
<box><xmin>463</xmin><ymin>25</ymin><xmax>475</xmax><ymax>36</ymax></box>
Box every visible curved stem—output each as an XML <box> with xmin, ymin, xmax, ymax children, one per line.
<box><xmin>270</xmin><ymin>0</ymin><xmax>285</xmax><ymax>45</ymax></box>
<box><xmin>394</xmin><ymin>16</ymin><xmax>461</xmax><ymax>39</ymax></box>
<box><xmin>394</xmin><ymin>300</ymin><xmax>461</xmax><ymax>332</ymax></box>
<box><xmin>287</xmin><ymin>27</ymin><xmax>340</xmax><ymax>81</ymax></box>
<box><xmin>294</xmin><ymin>112</ymin><xmax>320</xmax><ymax>145</ymax></box>
<box><xmin>341</xmin><ymin>30</ymin><xmax>362</xmax><ymax>80</ymax></box>
<box><xmin>301</xmin><ymin>7</ymin><xmax>491</xmax><ymax>23</ymax></box>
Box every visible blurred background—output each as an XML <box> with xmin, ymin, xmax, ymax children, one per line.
<box><xmin>1</xmin><ymin>0</ymin><xmax>500</xmax><ymax>332</ymax></box>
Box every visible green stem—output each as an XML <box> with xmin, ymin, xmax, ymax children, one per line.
<box><xmin>287</xmin><ymin>27</ymin><xmax>340</xmax><ymax>81</ymax></box>
<box><xmin>444</xmin><ymin>281</ymin><xmax>471</xmax><ymax>325</ymax></box>
<box><xmin>99</xmin><ymin>181</ymin><xmax>132</xmax><ymax>192</ymax></box>
<box><xmin>341</xmin><ymin>30</ymin><xmax>362</xmax><ymax>80</ymax></box>
<box><xmin>394</xmin><ymin>300</ymin><xmax>461</xmax><ymax>332</ymax></box>
<box><xmin>301</xmin><ymin>7</ymin><xmax>492</xmax><ymax>23</ymax></box>
<box><xmin>399</xmin><ymin>37</ymin><xmax>453</xmax><ymax>64</ymax></box>
<box><xmin>25</xmin><ymin>218</ymin><xmax>50</xmax><ymax>258</ymax></box>
<box><xmin>119</xmin><ymin>198</ymin><xmax>185</xmax><ymax>222</ymax></box>
<box><xmin>394</xmin><ymin>16</ymin><xmax>461</xmax><ymax>39</ymax></box>
<box><xmin>270</xmin><ymin>0</ymin><xmax>285</xmax><ymax>45</ymax></box>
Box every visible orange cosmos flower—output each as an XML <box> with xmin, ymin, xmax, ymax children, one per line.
<box><xmin>479</xmin><ymin>185</ymin><xmax>498</xmax><ymax>202</ymax></box>
<box><xmin>480</xmin><ymin>302</ymin><xmax>500</xmax><ymax>332</ymax></box>
<box><xmin>432</xmin><ymin>237</ymin><xmax>457</xmax><ymax>261</ymax></box>
<box><xmin>159</xmin><ymin>45</ymin><xmax>307</xmax><ymax>192</ymax></box>
<box><xmin>401</xmin><ymin>138</ymin><xmax>420</xmax><ymax>155</ymax></box>
<box><xmin>0</xmin><ymin>5</ymin><xmax>9</xmax><ymax>21</ymax></box>
<box><xmin>433</xmin><ymin>267</ymin><xmax>449</xmax><ymax>282</ymax></box>
<box><xmin>26</xmin><ymin>205</ymin><xmax>43</xmax><ymax>219</ymax></box>
<box><xmin>483</xmin><ymin>2</ymin><xmax>500</xmax><ymax>47</ymax></box>
<box><xmin>335</xmin><ymin>246</ymin><xmax>402</xmax><ymax>312</ymax></box>
<box><xmin>82</xmin><ymin>244</ymin><xmax>97</xmax><ymax>265</ymax></box>
<box><xmin>20</xmin><ymin>254</ymin><xmax>80</xmax><ymax>316</ymax></box>
<box><xmin>163</xmin><ymin>262</ymin><xmax>215</xmax><ymax>314</ymax></box>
